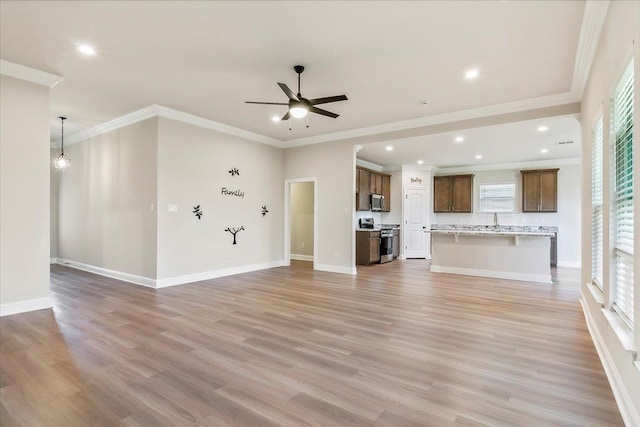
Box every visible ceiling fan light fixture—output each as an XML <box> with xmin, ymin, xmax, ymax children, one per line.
<box><xmin>290</xmin><ymin>105</ymin><xmax>309</xmax><ymax>119</ymax></box>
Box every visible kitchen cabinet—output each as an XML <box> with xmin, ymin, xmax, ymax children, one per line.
<box><xmin>356</xmin><ymin>167</ymin><xmax>391</xmax><ymax>212</ymax></box>
<box><xmin>433</xmin><ymin>174</ymin><xmax>474</xmax><ymax>213</ymax></box>
<box><xmin>381</xmin><ymin>175</ymin><xmax>391</xmax><ymax>212</ymax></box>
<box><xmin>550</xmin><ymin>233</ymin><xmax>557</xmax><ymax>267</ymax></box>
<box><xmin>392</xmin><ymin>229</ymin><xmax>400</xmax><ymax>258</ymax></box>
<box><xmin>521</xmin><ymin>169</ymin><xmax>558</xmax><ymax>212</ymax></box>
<box><xmin>371</xmin><ymin>173</ymin><xmax>383</xmax><ymax>195</ymax></box>
<box><xmin>356</xmin><ymin>168</ymin><xmax>371</xmax><ymax>211</ymax></box>
<box><xmin>356</xmin><ymin>230</ymin><xmax>381</xmax><ymax>265</ymax></box>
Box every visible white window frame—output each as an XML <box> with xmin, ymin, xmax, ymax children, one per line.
<box><xmin>610</xmin><ymin>60</ymin><xmax>634</xmax><ymax>329</ymax></box>
<box><xmin>478</xmin><ymin>182</ymin><xmax>516</xmax><ymax>213</ymax></box>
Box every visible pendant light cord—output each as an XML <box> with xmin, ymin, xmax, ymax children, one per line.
<box><xmin>59</xmin><ymin>116</ymin><xmax>66</xmax><ymax>156</ymax></box>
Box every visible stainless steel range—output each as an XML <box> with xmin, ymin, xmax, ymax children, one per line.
<box><xmin>379</xmin><ymin>229</ymin><xmax>394</xmax><ymax>263</ymax></box>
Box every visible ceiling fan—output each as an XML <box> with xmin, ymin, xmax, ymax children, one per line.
<box><xmin>245</xmin><ymin>65</ymin><xmax>348</xmax><ymax>123</ymax></box>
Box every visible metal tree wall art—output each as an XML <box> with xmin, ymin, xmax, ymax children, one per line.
<box><xmin>229</xmin><ymin>167</ymin><xmax>240</xmax><ymax>176</ymax></box>
<box><xmin>193</xmin><ymin>205</ymin><xmax>203</xmax><ymax>219</ymax></box>
<box><xmin>261</xmin><ymin>205</ymin><xmax>269</xmax><ymax>216</ymax></box>
<box><xmin>224</xmin><ymin>226</ymin><xmax>245</xmax><ymax>245</ymax></box>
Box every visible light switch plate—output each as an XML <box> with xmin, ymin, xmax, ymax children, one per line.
<box><xmin>168</xmin><ymin>204</ymin><xmax>178</xmax><ymax>212</ymax></box>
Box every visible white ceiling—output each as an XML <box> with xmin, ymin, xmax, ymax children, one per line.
<box><xmin>1</xmin><ymin>1</ymin><xmax>590</xmax><ymax>166</ymax></box>
<box><xmin>357</xmin><ymin>115</ymin><xmax>581</xmax><ymax>169</ymax></box>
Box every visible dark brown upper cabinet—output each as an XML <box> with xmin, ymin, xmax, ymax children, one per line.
<box><xmin>356</xmin><ymin>167</ymin><xmax>391</xmax><ymax>212</ymax></box>
<box><xmin>521</xmin><ymin>169</ymin><xmax>558</xmax><ymax>212</ymax></box>
<box><xmin>433</xmin><ymin>174</ymin><xmax>474</xmax><ymax>213</ymax></box>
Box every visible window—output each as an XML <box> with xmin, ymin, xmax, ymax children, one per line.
<box><xmin>592</xmin><ymin>116</ymin><xmax>604</xmax><ymax>289</ymax></box>
<box><xmin>479</xmin><ymin>183</ymin><xmax>515</xmax><ymax>213</ymax></box>
<box><xmin>611</xmin><ymin>61</ymin><xmax>634</xmax><ymax>327</ymax></box>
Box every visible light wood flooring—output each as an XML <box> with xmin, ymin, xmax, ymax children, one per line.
<box><xmin>0</xmin><ymin>260</ymin><xmax>623</xmax><ymax>426</ymax></box>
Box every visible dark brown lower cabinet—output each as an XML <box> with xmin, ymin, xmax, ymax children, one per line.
<box><xmin>356</xmin><ymin>231</ymin><xmax>381</xmax><ymax>265</ymax></box>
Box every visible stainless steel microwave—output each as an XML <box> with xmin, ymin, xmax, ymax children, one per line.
<box><xmin>371</xmin><ymin>194</ymin><xmax>384</xmax><ymax>211</ymax></box>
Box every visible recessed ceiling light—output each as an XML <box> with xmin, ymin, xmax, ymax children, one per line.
<box><xmin>475</xmin><ymin>154</ymin><xmax>482</xmax><ymax>159</ymax></box>
<box><xmin>540</xmin><ymin>148</ymin><xmax>549</xmax><ymax>153</ymax></box>
<box><xmin>537</xmin><ymin>125</ymin><xmax>549</xmax><ymax>132</ymax></box>
<box><xmin>417</xmin><ymin>160</ymin><xmax>424</xmax><ymax>165</ymax></box>
<box><xmin>455</xmin><ymin>136</ymin><xmax>465</xmax><ymax>143</ymax></box>
<box><xmin>76</xmin><ymin>44</ymin><xmax>96</xmax><ymax>56</ymax></box>
<box><xmin>464</xmin><ymin>68</ymin><xmax>479</xmax><ymax>80</ymax></box>
<box><xmin>271</xmin><ymin>115</ymin><xmax>280</xmax><ymax>122</ymax></box>
<box><xmin>386</xmin><ymin>146</ymin><xmax>394</xmax><ymax>152</ymax></box>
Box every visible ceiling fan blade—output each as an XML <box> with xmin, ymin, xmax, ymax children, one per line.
<box><xmin>310</xmin><ymin>106</ymin><xmax>339</xmax><ymax>118</ymax></box>
<box><xmin>281</xmin><ymin>111</ymin><xmax>290</xmax><ymax>121</ymax></box>
<box><xmin>245</xmin><ymin>101</ymin><xmax>288</xmax><ymax>105</ymax></box>
<box><xmin>309</xmin><ymin>95</ymin><xmax>348</xmax><ymax>105</ymax></box>
<box><xmin>278</xmin><ymin>83</ymin><xmax>299</xmax><ymax>101</ymax></box>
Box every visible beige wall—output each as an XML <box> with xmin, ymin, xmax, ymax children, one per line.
<box><xmin>580</xmin><ymin>0</ymin><xmax>640</xmax><ymax>424</ymax></box>
<box><xmin>50</xmin><ymin>148</ymin><xmax>59</xmax><ymax>260</ymax></box>
<box><xmin>57</xmin><ymin>118</ymin><xmax>158</xmax><ymax>279</ymax></box>
<box><xmin>290</xmin><ymin>181</ymin><xmax>314</xmax><ymax>257</ymax></box>
<box><xmin>156</xmin><ymin>117</ymin><xmax>284</xmax><ymax>280</ymax></box>
<box><xmin>284</xmin><ymin>141</ymin><xmax>355</xmax><ymax>272</ymax></box>
<box><xmin>0</xmin><ymin>75</ymin><xmax>51</xmax><ymax>307</ymax></box>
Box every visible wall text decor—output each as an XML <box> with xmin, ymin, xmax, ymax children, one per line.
<box><xmin>261</xmin><ymin>205</ymin><xmax>269</xmax><ymax>216</ymax></box>
<box><xmin>411</xmin><ymin>177</ymin><xmax>422</xmax><ymax>184</ymax></box>
<box><xmin>224</xmin><ymin>226</ymin><xmax>245</xmax><ymax>245</ymax></box>
<box><xmin>221</xmin><ymin>187</ymin><xmax>245</xmax><ymax>198</ymax></box>
<box><xmin>229</xmin><ymin>167</ymin><xmax>240</xmax><ymax>176</ymax></box>
<box><xmin>193</xmin><ymin>205</ymin><xmax>203</xmax><ymax>219</ymax></box>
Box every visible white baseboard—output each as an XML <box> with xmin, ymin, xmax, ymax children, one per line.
<box><xmin>557</xmin><ymin>260</ymin><xmax>581</xmax><ymax>268</ymax></box>
<box><xmin>50</xmin><ymin>257</ymin><xmax>57</xmax><ymax>264</ymax></box>
<box><xmin>315</xmin><ymin>263</ymin><xmax>357</xmax><ymax>275</ymax></box>
<box><xmin>155</xmin><ymin>260</ymin><xmax>285</xmax><ymax>288</ymax></box>
<box><xmin>290</xmin><ymin>254</ymin><xmax>314</xmax><ymax>262</ymax></box>
<box><xmin>430</xmin><ymin>265</ymin><xmax>551</xmax><ymax>284</ymax></box>
<box><xmin>580</xmin><ymin>297</ymin><xmax>640</xmax><ymax>427</ymax></box>
<box><xmin>56</xmin><ymin>258</ymin><xmax>156</xmax><ymax>288</ymax></box>
<box><xmin>0</xmin><ymin>296</ymin><xmax>53</xmax><ymax>317</ymax></box>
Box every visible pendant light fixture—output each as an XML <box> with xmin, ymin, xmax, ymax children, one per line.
<box><xmin>54</xmin><ymin>116</ymin><xmax>71</xmax><ymax>169</ymax></box>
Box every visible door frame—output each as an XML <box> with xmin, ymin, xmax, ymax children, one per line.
<box><xmin>284</xmin><ymin>178</ymin><xmax>318</xmax><ymax>269</ymax></box>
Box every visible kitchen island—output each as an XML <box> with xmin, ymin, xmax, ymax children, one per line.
<box><xmin>427</xmin><ymin>225</ymin><xmax>557</xmax><ymax>284</ymax></box>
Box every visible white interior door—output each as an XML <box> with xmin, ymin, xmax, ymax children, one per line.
<box><xmin>404</xmin><ymin>187</ymin><xmax>428</xmax><ymax>259</ymax></box>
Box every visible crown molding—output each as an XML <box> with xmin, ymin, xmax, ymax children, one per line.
<box><xmin>571</xmin><ymin>0</ymin><xmax>611</xmax><ymax>97</ymax></box>
<box><xmin>65</xmin><ymin>104</ymin><xmax>283</xmax><ymax>148</ymax></box>
<box><xmin>0</xmin><ymin>60</ymin><xmax>63</xmax><ymax>88</ymax></box>
<box><xmin>285</xmin><ymin>92</ymin><xmax>579</xmax><ymax>148</ymax></box>
<box><xmin>434</xmin><ymin>157</ymin><xmax>581</xmax><ymax>174</ymax></box>
<box><xmin>356</xmin><ymin>158</ymin><xmax>383</xmax><ymax>171</ymax></box>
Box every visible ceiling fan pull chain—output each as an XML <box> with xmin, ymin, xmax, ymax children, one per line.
<box><xmin>306</xmin><ymin>114</ymin><xmax>309</xmax><ymax>129</ymax></box>
<box><xmin>289</xmin><ymin>117</ymin><xmax>292</xmax><ymax>131</ymax></box>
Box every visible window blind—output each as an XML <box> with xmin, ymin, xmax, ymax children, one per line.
<box><xmin>612</xmin><ymin>62</ymin><xmax>634</xmax><ymax>327</ymax></box>
<box><xmin>592</xmin><ymin>116</ymin><xmax>604</xmax><ymax>289</ymax></box>
<box><xmin>479</xmin><ymin>183</ymin><xmax>515</xmax><ymax>213</ymax></box>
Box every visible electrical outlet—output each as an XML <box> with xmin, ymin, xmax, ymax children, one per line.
<box><xmin>301</xmin><ymin>242</ymin><xmax>305</xmax><ymax>248</ymax></box>
<box><xmin>168</xmin><ymin>204</ymin><xmax>178</xmax><ymax>212</ymax></box>
<box><xmin>150</xmin><ymin>203</ymin><xmax>155</xmax><ymax>212</ymax></box>
<box><xmin>333</xmin><ymin>249</ymin><xmax>338</xmax><ymax>257</ymax></box>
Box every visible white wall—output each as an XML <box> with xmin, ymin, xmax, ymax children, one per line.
<box><xmin>290</xmin><ymin>181</ymin><xmax>314</xmax><ymax>258</ymax></box>
<box><xmin>0</xmin><ymin>75</ymin><xmax>51</xmax><ymax>310</ymax></box>
<box><xmin>57</xmin><ymin>118</ymin><xmax>158</xmax><ymax>280</ymax></box>
<box><xmin>284</xmin><ymin>141</ymin><xmax>355</xmax><ymax>273</ymax></box>
<box><xmin>156</xmin><ymin>117</ymin><xmax>283</xmax><ymax>281</ymax></box>
<box><xmin>433</xmin><ymin>163</ymin><xmax>581</xmax><ymax>266</ymax></box>
<box><xmin>579</xmin><ymin>1</ymin><xmax>640</xmax><ymax>424</ymax></box>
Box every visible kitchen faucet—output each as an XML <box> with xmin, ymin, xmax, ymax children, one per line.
<box><xmin>493</xmin><ymin>212</ymin><xmax>498</xmax><ymax>227</ymax></box>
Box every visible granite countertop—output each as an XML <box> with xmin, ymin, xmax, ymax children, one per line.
<box><xmin>356</xmin><ymin>224</ymin><xmax>401</xmax><ymax>232</ymax></box>
<box><xmin>428</xmin><ymin>224</ymin><xmax>557</xmax><ymax>237</ymax></box>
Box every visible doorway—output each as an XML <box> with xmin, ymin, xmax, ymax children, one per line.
<box><xmin>403</xmin><ymin>186</ymin><xmax>429</xmax><ymax>259</ymax></box>
<box><xmin>284</xmin><ymin>178</ymin><xmax>317</xmax><ymax>268</ymax></box>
